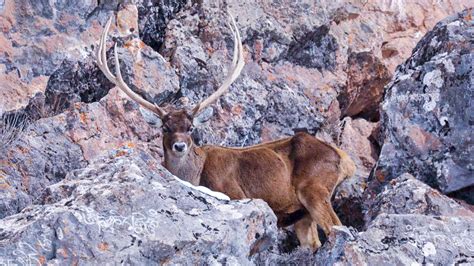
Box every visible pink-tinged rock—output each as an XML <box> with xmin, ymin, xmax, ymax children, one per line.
<box><xmin>333</xmin><ymin>117</ymin><xmax>379</xmax><ymax>229</ymax></box>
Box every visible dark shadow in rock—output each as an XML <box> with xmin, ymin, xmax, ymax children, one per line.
<box><xmin>43</xmin><ymin>58</ymin><xmax>114</xmax><ymax>116</ymax></box>
<box><xmin>338</xmin><ymin>51</ymin><xmax>391</xmax><ymax>122</ymax></box>
<box><xmin>334</xmin><ymin>196</ymin><xmax>365</xmax><ymax>231</ymax></box>
<box><xmin>137</xmin><ymin>0</ymin><xmax>188</xmax><ymax>53</ymax></box>
<box><xmin>285</xmin><ymin>25</ymin><xmax>338</xmax><ymax>71</ymax></box>
<box><xmin>448</xmin><ymin>186</ymin><xmax>474</xmax><ymax>206</ymax></box>
<box><xmin>4</xmin><ymin>53</ymin><xmax>115</xmax><ymax>123</ymax></box>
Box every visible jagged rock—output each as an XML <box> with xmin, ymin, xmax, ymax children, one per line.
<box><xmin>366</xmin><ymin>173</ymin><xmax>473</xmax><ymax>222</ymax></box>
<box><xmin>376</xmin><ymin>9</ymin><xmax>474</xmax><ymax>202</ymax></box>
<box><xmin>136</xmin><ymin>0</ymin><xmax>188</xmax><ymax>51</ymax></box>
<box><xmin>316</xmin><ymin>214</ymin><xmax>474</xmax><ymax>265</ymax></box>
<box><xmin>338</xmin><ymin>51</ymin><xmax>391</xmax><ymax>120</ymax></box>
<box><xmin>0</xmin><ymin>89</ymin><xmax>162</xmax><ymax>219</ymax></box>
<box><xmin>156</xmin><ymin>0</ymin><xmax>471</xmax><ymax>146</ymax></box>
<box><xmin>1</xmin><ymin>1</ymin><xmax>473</xmax><ymax>264</ymax></box>
<box><xmin>2</xmin><ymin>0</ymin><xmax>470</xmax><ymax>143</ymax></box>
<box><xmin>315</xmin><ymin>174</ymin><xmax>474</xmax><ymax>265</ymax></box>
<box><xmin>0</xmin><ymin>149</ymin><xmax>277</xmax><ymax>264</ymax></box>
<box><xmin>0</xmin><ymin>116</ymin><xmax>86</xmax><ymax>219</ymax></box>
<box><xmin>333</xmin><ymin>117</ymin><xmax>379</xmax><ymax>229</ymax></box>
<box><xmin>0</xmin><ymin>0</ymin><xmax>108</xmax><ymax>111</ymax></box>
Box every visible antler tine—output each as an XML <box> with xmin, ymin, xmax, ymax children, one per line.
<box><xmin>95</xmin><ymin>16</ymin><xmax>167</xmax><ymax>118</ymax></box>
<box><xmin>96</xmin><ymin>17</ymin><xmax>116</xmax><ymax>82</ymax></box>
<box><xmin>192</xmin><ymin>13</ymin><xmax>245</xmax><ymax>116</ymax></box>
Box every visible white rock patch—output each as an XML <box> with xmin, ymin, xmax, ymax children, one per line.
<box><xmin>422</xmin><ymin>242</ymin><xmax>437</xmax><ymax>256</ymax></box>
<box><xmin>423</xmin><ymin>70</ymin><xmax>444</xmax><ymax>88</ymax></box>
<box><xmin>173</xmin><ymin>176</ymin><xmax>231</xmax><ymax>200</ymax></box>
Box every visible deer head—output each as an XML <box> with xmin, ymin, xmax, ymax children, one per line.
<box><xmin>95</xmin><ymin>13</ymin><xmax>245</xmax><ymax>158</ymax></box>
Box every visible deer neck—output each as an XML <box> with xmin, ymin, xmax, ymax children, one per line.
<box><xmin>163</xmin><ymin>144</ymin><xmax>206</xmax><ymax>186</ymax></box>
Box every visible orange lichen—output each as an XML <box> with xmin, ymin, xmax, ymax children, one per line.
<box><xmin>115</xmin><ymin>150</ymin><xmax>127</xmax><ymax>158</ymax></box>
<box><xmin>465</xmin><ymin>12</ymin><xmax>472</xmax><ymax>21</ymax></box>
<box><xmin>375</xmin><ymin>170</ymin><xmax>385</xmax><ymax>182</ymax></box>
<box><xmin>80</xmin><ymin>113</ymin><xmax>87</xmax><ymax>123</ymax></box>
<box><xmin>231</xmin><ymin>105</ymin><xmax>243</xmax><ymax>115</ymax></box>
<box><xmin>0</xmin><ymin>174</ymin><xmax>10</xmax><ymax>189</ymax></box>
<box><xmin>267</xmin><ymin>73</ymin><xmax>277</xmax><ymax>81</ymax></box>
<box><xmin>18</xmin><ymin>146</ymin><xmax>29</xmax><ymax>154</ymax></box>
<box><xmin>57</xmin><ymin>248</ymin><xmax>68</xmax><ymax>258</ymax></box>
<box><xmin>98</xmin><ymin>242</ymin><xmax>109</xmax><ymax>251</ymax></box>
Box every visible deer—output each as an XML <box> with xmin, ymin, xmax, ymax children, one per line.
<box><xmin>95</xmin><ymin>14</ymin><xmax>356</xmax><ymax>251</ymax></box>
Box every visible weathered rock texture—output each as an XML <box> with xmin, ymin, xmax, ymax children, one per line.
<box><xmin>315</xmin><ymin>174</ymin><xmax>474</xmax><ymax>265</ymax></box>
<box><xmin>0</xmin><ymin>149</ymin><xmax>277</xmax><ymax>264</ymax></box>
<box><xmin>0</xmin><ymin>89</ymin><xmax>162</xmax><ymax>219</ymax></box>
<box><xmin>1</xmin><ymin>0</ymin><xmax>473</xmax><ymax>264</ymax></box>
<box><xmin>376</xmin><ymin>9</ymin><xmax>474</xmax><ymax>202</ymax></box>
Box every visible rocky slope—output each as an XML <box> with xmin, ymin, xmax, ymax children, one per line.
<box><xmin>0</xmin><ymin>0</ymin><xmax>473</xmax><ymax>264</ymax></box>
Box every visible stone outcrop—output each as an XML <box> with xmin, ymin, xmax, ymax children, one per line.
<box><xmin>333</xmin><ymin>117</ymin><xmax>379</xmax><ymax>229</ymax></box>
<box><xmin>0</xmin><ymin>89</ymin><xmax>162</xmax><ymax>219</ymax></box>
<box><xmin>315</xmin><ymin>174</ymin><xmax>474</xmax><ymax>265</ymax></box>
<box><xmin>376</xmin><ymin>9</ymin><xmax>474</xmax><ymax>203</ymax></box>
<box><xmin>0</xmin><ymin>149</ymin><xmax>277</xmax><ymax>264</ymax></box>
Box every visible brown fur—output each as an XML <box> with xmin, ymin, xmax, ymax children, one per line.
<box><xmin>161</xmin><ymin>110</ymin><xmax>356</xmax><ymax>251</ymax></box>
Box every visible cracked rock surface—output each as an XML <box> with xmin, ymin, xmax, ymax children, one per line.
<box><xmin>0</xmin><ymin>0</ymin><xmax>473</xmax><ymax>264</ymax></box>
<box><xmin>0</xmin><ymin>149</ymin><xmax>276</xmax><ymax>264</ymax></box>
<box><xmin>315</xmin><ymin>174</ymin><xmax>474</xmax><ymax>265</ymax></box>
<box><xmin>376</xmin><ymin>9</ymin><xmax>474</xmax><ymax>203</ymax></box>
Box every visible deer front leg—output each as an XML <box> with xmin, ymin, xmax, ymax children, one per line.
<box><xmin>294</xmin><ymin>214</ymin><xmax>321</xmax><ymax>251</ymax></box>
<box><xmin>296</xmin><ymin>179</ymin><xmax>341</xmax><ymax>239</ymax></box>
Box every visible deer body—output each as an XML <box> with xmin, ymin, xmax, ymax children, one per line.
<box><xmin>96</xmin><ymin>14</ymin><xmax>356</xmax><ymax>250</ymax></box>
<box><xmin>160</xmin><ymin>111</ymin><xmax>356</xmax><ymax>249</ymax></box>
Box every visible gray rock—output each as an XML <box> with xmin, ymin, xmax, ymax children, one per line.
<box><xmin>0</xmin><ymin>149</ymin><xmax>277</xmax><ymax>265</ymax></box>
<box><xmin>137</xmin><ymin>0</ymin><xmax>188</xmax><ymax>51</ymax></box>
<box><xmin>0</xmin><ymin>116</ymin><xmax>86</xmax><ymax>219</ymax></box>
<box><xmin>316</xmin><ymin>214</ymin><xmax>474</xmax><ymax>265</ymax></box>
<box><xmin>0</xmin><ymin>88</ymin><xmax>164</xmax><ymax>219</ymax></box>
<box><xmin>376</xmin><ymin>9</ymin><xmax>474</xmax><ymax>202</ymax></box>
<box><xmin>366</xmin><ymin>173</ymin><xmax>473</xmax><ymax>222</ymax></box>
<box><xmin>316</xmin><ymin>174</ymin><xmax>474</xmax><ymax>265</ymax></box>
<box><xmin>285</xmin><ymin>25</ymin><xmax>338</xmax><ymax>71</ymax></box>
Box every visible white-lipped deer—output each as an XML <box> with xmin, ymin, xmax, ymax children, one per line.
<box><xmin>95</xmin><ymin>14</ymin><xmax>355</xmax><ymax>250</ymax></box>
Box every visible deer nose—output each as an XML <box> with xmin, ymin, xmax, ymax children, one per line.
<box><xmin>173</xmin><ymin>142</ymin><xmax>187</xmax><ymax>152</ymax></box>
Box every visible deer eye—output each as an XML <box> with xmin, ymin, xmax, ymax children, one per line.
<box><xmin>187</xmin><ymin>126</ymin><xmax>194</xmax><ymax>133</ymax></box>
<box><xmin>162</xmin><ymin>126</ymin><xmax>170</xmax><ymax>133</ymax></box>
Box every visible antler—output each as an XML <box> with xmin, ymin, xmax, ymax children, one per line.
<box><xmin>191</xmin><ymin>13</ymin><xmax>245</xmax><ymax>116</ymax></box>
<box><xmin>95</xmin><ymin>17</ymin><xmax>167</xmax><ymax>117</ymax></box>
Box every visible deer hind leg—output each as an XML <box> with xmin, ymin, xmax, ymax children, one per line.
<box><xmin>329</xmin><ymin>205</ymin><xmax>342</xmax><ymax>226</ymax></box>
<box><xmin>296</xmin><ymin>180</ymin><xmax>340</xmax><ymax>239</ymax></box>
<box><xmin>294</xmin><ymin>214</ymin><xmax>321</xmax><ymax>251</ymax></box>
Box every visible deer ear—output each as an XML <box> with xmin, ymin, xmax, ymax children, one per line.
<box><xmin>192</xmin><ymin>107</ymin><xmax>214</xmax><ymax>126</ymax></box>
<box><xmin>139</xmin><ymin>107</ymin><xmax>163</xmax><ymax>127</ymax></box>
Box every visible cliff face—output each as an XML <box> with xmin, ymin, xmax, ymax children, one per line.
<box><xmin>0</xmin><ymin>1</ymin><xmax>473</xmax><ymax>264</ymax></box>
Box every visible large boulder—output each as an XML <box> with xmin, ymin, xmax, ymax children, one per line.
<box><xmin>376</xmin><ymin>9</ymin><xmax>474</xmax><ymax>202</ymax></box>
<box><xmin>315</xmin><ymin>174</ymin><xmax>474</xmax><ymax>265</ymax></box>
<box><xmin>0</xmin><ymin>88</ymin><xmax>162</xmax><ymax>219</ymax></box>
<box><xmin>0</xmin><ymin>149</ymin><xmax>277</xmax><ymax>264</ymax></box>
